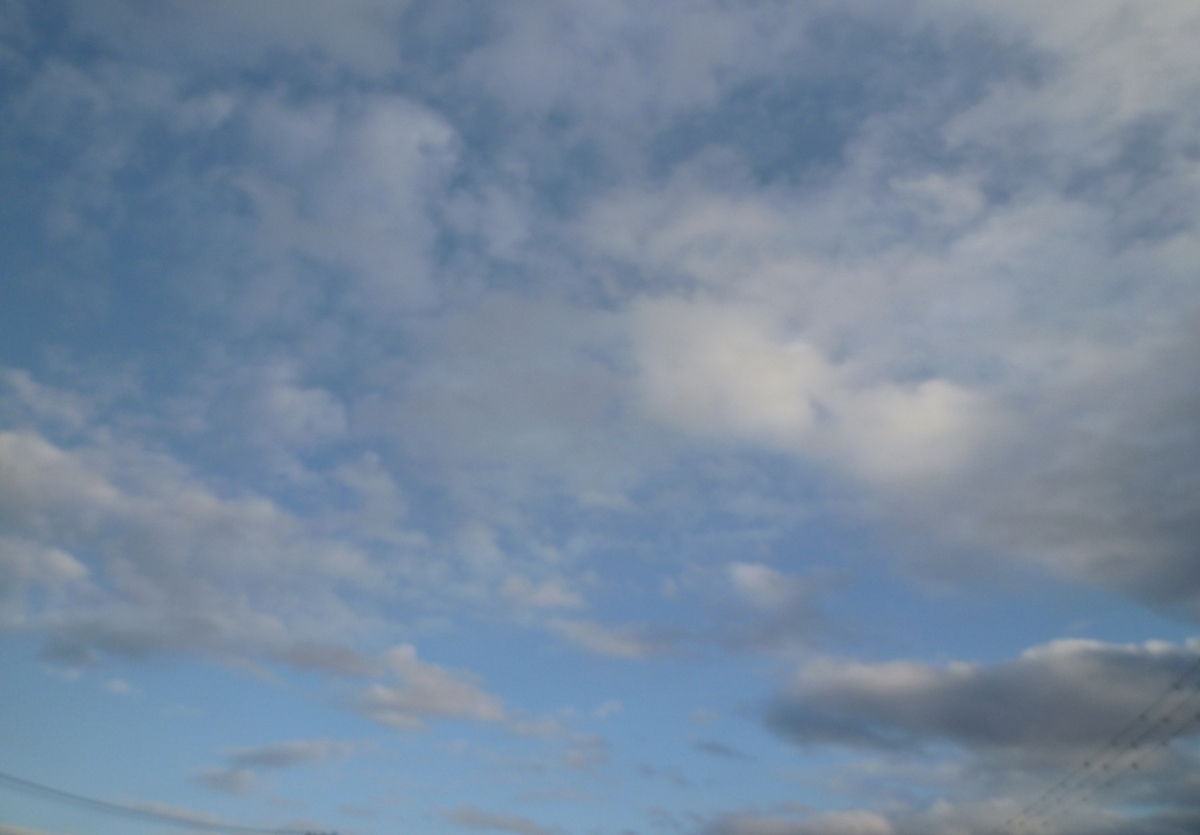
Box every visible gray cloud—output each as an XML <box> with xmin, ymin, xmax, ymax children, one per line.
<box><xmin>226</xmin><ymin>739</ymin><xmax>351</xmax><ymax>770</ymax></box>
<box><xmin>704</xmin><ymin>811</ymin><xmax>893</xmax><ymax>835</ymax></box>
<box><xmin>767</xmin><ymin>639</ymin><xmax>1200</xmax><ymax>753</ymax></box>
<box><xmin>67</xmin><ymin>0</ymin><xmax>418</xmax><ymax>77</ymax></box>
<box><xmin>699</xmin><ymin>798</ymin><xmax>1200</xmax><ymax>835</ymax></box>
<box><xmin>194</xmin><ymin>767</ymin><xmax>257</xmax><ymax>796</ymax></box>
<box><xmin>548</xmin><ymin>619</ymin><xmax>681</xmax><ymax>660</ymax></box>
<box><xmin>563</xmin><ymin>734</ymin><xmax>609</xmax><ymax>771</ymax></box>
<box><xmin>692</xmin><ymin>739</ymin><xmax>752</xmax><ymax>761</ymax></box>
<box><xmin>0</xmin><ymin>826</ymin><xmax>71</xmax><ymax>835</ymax></box>
<box><xmin>441</xmin><ymin>804</ymin><xmax>557</xmax><ymax>835</ymax></box>
<box><xmin>0</xmin><ymin>423</ymin><xmax>390</xmax><ymax>669</ymax></box>
<box><xmin>196</xmin><ymin>738</ymin><xmax>352</xmax><ymax>795</ymax></box>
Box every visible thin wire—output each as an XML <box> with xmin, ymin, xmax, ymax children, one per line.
<box><xmin>998</xmin><ymin>650</ymin><xmax>1200</xmax><ymax>834</ymax></box>
<box><xmin>1054</xmin><ymin>690</ymin><xmax>1200</xmax><ymax>815</ymax></box>
<box><xmin>0</xmin><ymin>769</ymin><xmax>329</xmax><ymax>835</ymax></box>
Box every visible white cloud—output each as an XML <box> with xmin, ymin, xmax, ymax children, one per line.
<box><xmin>728</xmin><ymin>563</ymin><xmax>805</xmax><ymax>612</ymax></box>
<box><xmin>0</xmin><ymin>536</ymin><xmax>88</xmax><ymax>628</ymax></box>
<box><xmin>935</xmin><ymin>0</ymin><xmax>1200</xmax><ymax>170</ymax></box>
<box><xmin>239</xmin><ymin>91</ymin><xmax>459</xmax><ymax>316</ymax></box>
<box><xmin>0</xmin><ymin>426</ymin><xmax>387</xmax><ymax>667</ymax></box>
<box><xmin>631</xmin><ymin>295</ymin><xmax>992</xmax><ymax>488</ymax></box>
<box><xmin>578</xmin><ymin>0</ymin><xmax>1200</xmax><ymax>607</ymax></box>
<box><xmin>355</xmin><ymin>645</ymin><xmax>506</xmax><ymax>730</ymax></box>
<box><xmin>0</xmin><ymin>368</ymin><xmax>92</xmax><ymax>432</ymax></box>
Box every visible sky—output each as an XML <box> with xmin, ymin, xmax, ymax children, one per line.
<box><xmin>1</xmin><ymin>2</ymin><xmax>1200</xmax><ymax>834</ymax></box>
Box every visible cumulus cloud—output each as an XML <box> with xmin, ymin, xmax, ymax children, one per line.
<box><xmin>580</xmin><ymin>0</ymin><xmax>1200</xmax><ymax>612</ymax></box>
<box><xmin>631</xmin><ymin>296</ymin><xmax>991</xmax><ymax>487</ymax></box>
<box><xmin>355</xmin><ymin>644</ymin><xmax>506</xmax><ymax>730</ymax></box>
<box><xmin>239</xmin><ymin>91</ymin><xmax>458</xmax><ymax>314</ymax></box>
<box><xmin>0</xmin><ymin>425</ymin><xmax>386</xmax><ymax>668</ymax></box>
<box><xmin>721</xmin><ymin>645</ymin><xmax>1200</xmax><ymax>833</ymax></box>
<box><xmin>4</xmin><ymin>3</ymin><xmax>1200</xmax><ymax>830</ymax></box>
<box><xmin>4</xmin><ymin>0</ymin><xmax>1191</xmax><ymax>673</ymax></box>
<box><xmin>767</xmin><ymin>639</ymin><xmax>1200</xmax><ymax>754</ymax></box>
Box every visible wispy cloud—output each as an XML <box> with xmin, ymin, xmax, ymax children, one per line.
<box><xmin>548</xmin><ymin>619</ymin><xmax>680</xmax><ymax>660</ymax></box>
<box><xmin>355</xmin><ymin>645</ymin><xmax>506</xmax><ymax>730</ymax></box>
<box><xmin>691</xmin><ymin>739</ymin><xmax>752</xmax><ymax>761</ymax></box>
<box><xmin>196</xmin><ymin>738</ymin><xmax>352</xmax><ymax>795</ymax></box>
<box><xmin>441</xmin><ymin>804</ymin><xmax>558</xmax><ymax>835</ymax></box>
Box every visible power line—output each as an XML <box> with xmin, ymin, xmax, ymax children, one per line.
<box><xmin>997</xmin><ymin>649</ymin><xmax>1200</xmax><ymax>834</ymax></box>
<box><xmin>0</xmin><ymin>769</ymin><xmax>333</xmax><ymax>835</ymax></box>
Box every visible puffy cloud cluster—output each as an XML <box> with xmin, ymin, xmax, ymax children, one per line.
<box><xmin>2</xmin><ymin>0</ymin><xmax>1200</xmax><ymax>831</ymax></box>
<box><xmin>769</xmin><ymin>639</ymin><xmax>1200</xmax><ymax>753</ymax></box>
<box><xmin>578</xmin><ymin>0</ymin><xmax>1200</xmax><ymax>613</ymax></box>
<box><xmin>761</xmin><ymin>639</ymin><xmax>1200</xmax><ymax>834</ymax></box>
<box><xmin>0</xmin><ymin>424</ymin><xmax>387</xmax><ymax>667</ymax></box>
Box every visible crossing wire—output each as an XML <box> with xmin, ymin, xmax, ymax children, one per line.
<box><xmin>0</xmin><ymin>769</ymin><xmax>333</xmax><ymax>835</ymax></box>
<box><xmin>997</xmin><ymin>649</ymin><xmax>1200</xmax><ymax>834</ymax></box>
<box><xmin>1041</xmin><ymin>684</ymin><xmax>1200</xmax><ymax>824</ymax></box>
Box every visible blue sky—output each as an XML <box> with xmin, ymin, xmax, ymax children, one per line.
<box><xmin>2</xmin><ymin>2</ymin><xmax>1200</xmax><ymax>834</ymax></box>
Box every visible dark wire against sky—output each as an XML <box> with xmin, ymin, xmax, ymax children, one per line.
<box><xmin>0</xmin><ymin>769</ymin><xmax>327</xmax><ymax>835</ymax></box>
